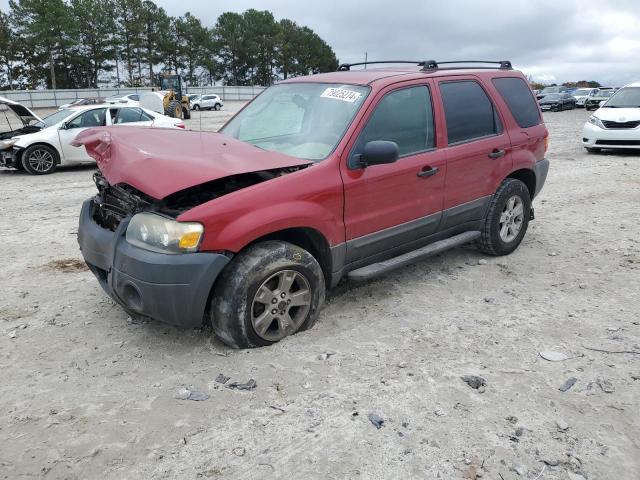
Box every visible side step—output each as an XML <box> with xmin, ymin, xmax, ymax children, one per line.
<box><xmin>347</xmin><ymin>231</ymin><xmax>481</xmax><ymax>281</ymax></box>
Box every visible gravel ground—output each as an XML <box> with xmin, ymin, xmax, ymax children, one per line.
<box><xmin>0</xmin><ymin>107</ymin><xmax>639</xmax><ymax>480</ymax></box>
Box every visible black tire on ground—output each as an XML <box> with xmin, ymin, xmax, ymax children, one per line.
<box><xmin>166</xmin><ymin>100</ymin><xmax>182</xmax><ymax>118</ymax></box>
<box><xmin>477</xmin><ymin>178</ymin><xmax>531</xmax><ymax>256</ymax></box>
<box><xmin>21</xmin><ymin>144</ymin><xmax>58</xmax><ymax>175</ymax></box>
<box><xmin>193</xmin><ymin>104</ymin><xmax>200</xmax><ymax>111</ymax></box>
<box><xmin>183</xmin><ymin>108</ymin><xmax>191</xmax><ymax>120</ymax></box>
<box><xmin>586</xmin><ymin>147</ymin><xmax>601</xmax><ymax>153</ymax></box>
<box><xmin>214</xmin><ymin>103</ymin><xmax>221</xmax><ymax>111</ymax></box>
<box><xmin>211</xmin><ymin>240</ymin><xmax>325</xmax><ymax>349</ymax></box>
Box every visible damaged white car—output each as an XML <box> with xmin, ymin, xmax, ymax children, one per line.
<box><xmin>0</xmin><ymin>98</ymin><xmax>185</xmax><ymax>175</ymax></box>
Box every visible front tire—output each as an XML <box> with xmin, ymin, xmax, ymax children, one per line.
<box><xmin>214</xmin><ymin>103</ymin><xmax>221</xmax><ymax>111</ymax></box>
<box><xmin>21</xmin><ymin>144</ymin><xmax>58</xmax><ymax>175</ymax></box>
<box><xmin>477</xmin><ymin>179</ymin><xmax>531</xmax><ymax>256</ymax></box>
<box><xmin>166</xmin><ymin>100</ymin><xmax>182</xmax><ymax>118</ymax></box>
<box><xmin>211</xmin><ymin>241</ymin><xmax>325</xmax><ymax>348</ymax></box>
<box><xmin>193</xmin><ymin>104</ymin><xmax>200</xmax><ymax>111</ymax></box>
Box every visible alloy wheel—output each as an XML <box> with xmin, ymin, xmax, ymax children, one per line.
<box><xmin>499</xmin><ymin>195</ymin><xmax>524</xmax><ymax>243</ymax></box>
<box><xmin>251</xmin><ymin>269</ymin><xmax>312</xmax><ymax>342</ymax></box>
<box><xmin>28</xmin><ymin>148</ymin><xmax>54</xmax><ymax>173</ymax></box>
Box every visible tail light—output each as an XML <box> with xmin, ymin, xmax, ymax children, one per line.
<box><xmin>175</xmin><ymin>123</ymin><xmax>185</xmax><ymax>129</ymax></box>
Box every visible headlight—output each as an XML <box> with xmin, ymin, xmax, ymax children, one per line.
<box><xmin>588</xmin><ymin>115</ymin><xmax>605</xmax><ymax>129</ymax></box>
<box><xmin>0</xmin><ymin>138</ymin><xmax>17</xmax><ymax>150</ymax></box>
<box><xmin>126</xmin><ymin>212</ymin><xmax>203</xmax><ymax>254</ymax></box>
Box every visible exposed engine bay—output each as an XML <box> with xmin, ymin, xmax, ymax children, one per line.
<box><xmin>91</xmin><ymin>165</ymin><xmax>308</xmax><ymax>231</ymax></box>
<box><xmin>0</xmin><ymin>125</ymin><xmax>41</xmax><ymax>141</ymax></box>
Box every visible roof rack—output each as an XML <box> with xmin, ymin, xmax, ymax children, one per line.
<box><xmin>336</xmin><ymin>59</ymin><xmax>512</xmax><ymax>72</ymax></box>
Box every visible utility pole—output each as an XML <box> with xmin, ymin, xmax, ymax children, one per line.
<box><xmin>364</xmin><ymin>52</ymin><xmax>367</xmax><ymax>70</ymax></box>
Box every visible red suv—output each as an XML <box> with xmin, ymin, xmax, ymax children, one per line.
<box><xmin>76</xmin><ymin>60</ymin><xmax>549</xmax><ymax>348</ymax></box>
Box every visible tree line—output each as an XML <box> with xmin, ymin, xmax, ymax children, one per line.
<box><xmin>0</xmin><ymin>0</ymin><xmax>339</xmax><ymax>90</ymax></box>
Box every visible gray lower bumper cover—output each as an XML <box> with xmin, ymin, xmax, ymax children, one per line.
<box><xmin>532</xmin><ymin>158</ymin><xmax>550</xmax><ymax>199</ymax></box>
<box><xmin>77</xmin><ymin>199</ymin><xmax>230</xmax><ymax>328</ymax></box>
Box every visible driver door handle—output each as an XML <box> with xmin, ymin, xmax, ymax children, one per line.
<box><xmin>417</xmin><ymin>166</ymin><xmax>439</xmax><ymax>178</ymax></box>
<box><xmin>488</xmin><ymin>148</ymin><xmax>506</xmax><ymax>159</ymax></box>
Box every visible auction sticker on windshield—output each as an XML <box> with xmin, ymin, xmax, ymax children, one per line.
<box><xmin>320</xmin><ymin>87</ymin><xmax>362</xmax><ymax>103</ymax></box>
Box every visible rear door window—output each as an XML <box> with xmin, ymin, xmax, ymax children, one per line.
<box><xmin>114</xmin><ymin>108</ymin><xmax>152</xmax><ymax>124</ymax></box>
<box><xmin>492</xmin><ymin>77</ymin><xmax>542</xmax><ymax>128</ymax></box>
<box><xmin>440</xmin><ymin>81</ymin><xmax>502</xmax><ymax>145</ymax></box>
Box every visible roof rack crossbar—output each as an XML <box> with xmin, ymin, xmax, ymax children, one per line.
<box><xmin>337</xmin><ymin>60</ymin><xmax>428</xmax><ymax>71</ymax></box>
<box><xmin>421</xmin><ymin>60</ymin><xmax>513</xmax><ymax>71</ymax></box>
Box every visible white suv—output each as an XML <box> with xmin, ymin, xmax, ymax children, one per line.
<box><xmin>572</xmin><ymin>87</ymin><xmax>599</xmax><ymax>107</ymax></box>
<box><xmin>191</xmin><ymin>94</ymin><xmax>224</xmax><ymax>111</ymax></box>
<box><xmin>582</xmin><ymin>82</ymin><xmax>640</xmax><ymax>153</ymax></box>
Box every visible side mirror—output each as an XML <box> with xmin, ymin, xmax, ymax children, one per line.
<box><xmin>59</xmin><ymin>122</ymin><xmax>69</xmax><ymax>130</ymax></box>
<box><xmin>353</xmin><ymin>140</ymin><xmax>399</xmax><ymax>168</ymax></box>
<box><xmin>599</xmin><ymin>101</ymin><xmax>606</xmax><ymax>107</ymax></box>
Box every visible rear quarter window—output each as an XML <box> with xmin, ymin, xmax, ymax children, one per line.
<box><xmin>492</xmin><ymin>77</ymin><xmax>541</xmax><ymax>128</ymax></box>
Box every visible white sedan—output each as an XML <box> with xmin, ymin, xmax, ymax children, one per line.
<box><xmin>106</xmin><ymin>93</ymin><xmax>140</xmax><ymax>106</ymax></box>
<box><xmin>582</xmin><ymin>82</ymin><xmax>640</xmax><ymax>153</ymax></box>
<box><xmin>0</xmin><ymin>104</ymin><xmax>184</xmax><ymax>174</ymax></box>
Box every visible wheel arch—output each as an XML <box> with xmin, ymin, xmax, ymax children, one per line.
<box><xmin>506</xmin><ymin>168</ymin><xmax>536</xmax><ymax>200</ymax></box>
<box><xmin>244</xmin><ymin>227</ymin><xmax>333</xmax><ymax>287</ymax></box>
<box><xmin>18</xmin><ymin>141</ymin><xmax>62</xmax><ymax>165</ymax></box>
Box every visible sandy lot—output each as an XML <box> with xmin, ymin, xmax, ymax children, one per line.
<box><xmin>0</xmin><ymin>106</ymin><xmax>639</xmax><ymax>480</ymax></box>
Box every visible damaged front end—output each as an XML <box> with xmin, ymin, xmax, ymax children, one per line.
<box><xmin>91</xmin><ymin>165</ymin><xmax>307</xmax><ymax>230</ymax></box>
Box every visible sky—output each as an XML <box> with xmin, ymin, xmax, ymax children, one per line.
<box><xmin>2</xmin><ymin>0</ymin><xmax>639</xmax><ymax>86</ymax></box>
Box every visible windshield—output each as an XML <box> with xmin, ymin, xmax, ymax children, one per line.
<box><xmin>542</xmin><ymin>87</ymin><xmax>560</xmax><ymax>94</ymax></box>
<box><xmin>35</xmin><ymin>109</ymin><xmax>75</xmax><ymax>128</ymax></box>
<box><xmin>222</xmin><ymin>83</ymin><xmax>369</xmax><ymax>161</ymax></box>
<box><xmin>602</xmin><ymin>87</ymin><xmax>640</xmax><ymax>107</ymax></box>
<box><xmin>543</xmin><ymin>94</ymin><xmax>560</xmax><ymax>100</ymax></box>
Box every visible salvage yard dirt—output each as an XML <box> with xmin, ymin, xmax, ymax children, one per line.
<box><xmin>1</xmin><ymin>106</ymin><xmax>639</xmax><ymax>479</ymax></box>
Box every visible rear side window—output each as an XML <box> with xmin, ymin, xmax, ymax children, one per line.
<box><xmin>492</xmin><ymin>77</ymin><xmax>541</xmax><ymax>128</ymax></box>
<box><xmin>440</xmin><ymin>81</ymin><xmax>502</xmax><ymax>145</ymax></box>
<box><xmin>353</xmin><ymin>85</ymin><xmax>435</xmax><ymax>158</ymax></box>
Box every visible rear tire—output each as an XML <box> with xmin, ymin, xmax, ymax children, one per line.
<box><xmin>214</xmin><ymin>104</ymin><xmax>221</xmax><ymax>111</ymax></box>
<box><xmin>211</xmin><ymin>241</ymin><xmax>325</xmax><ymax>349</ymax></box>
<box><xmin>477</xmin><ymin>178</ymin><xmax>531</xmax><ymax>256</ymax></box>
<box><xmin>193</xmin><ymin>104</ymin><xmax>200</xmax><ymax>111</ymax></box>
<box><xmin>21</xmin><ymin>144</ymin><xmax>58</xmax><ymax>175</ymax></box>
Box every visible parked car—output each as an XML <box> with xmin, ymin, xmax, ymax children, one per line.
<box><xmin>191</xmin><ymin>94</ymin><xmax>224</xmax><ymax>111</ymax></box>
<box><xmin>74</xmin><ymin>60</ymin><xmax>549</xmax><ymax>348</ymax></box>
<box><xmin>582</xmin><ymin>82</ymin><xmax>640</xmax><ymax>152</ymax></box>
<box><xmin>105</xmin><ymin>93</ymin><xmax>140</xmax><ymax>106</ymax></box>
<box><xmin>539</xmin><ymin>92</ymin><xmax>576</xmax><ymax>111</ymax></box>
<box><xmin>536</xmin><ymin>85</ymin><xmax>568</xmax><ymax>100</ymax></box>
<box><xmin>585</xmin><ymin>88</ymin><xmax>615</xmax><ymax>110</ymax></box>
<box><xmin>0</xmin><ymin>104</ymin><xmax>183</xmax><ymax>174</ymax></box>
<box><xmin>58</xmin><ymin>97</ymin><xmax>105</xmax><ymax>110</ymax></box>
<box><xmin>571</xmin><ymin>88</ymin><xmax>599</xmax><ymax>108</ymax></box>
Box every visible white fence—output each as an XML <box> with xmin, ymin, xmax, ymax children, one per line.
<box><xmin>1</xmin><ymin>85</ymin><xmax>265</xmax><ymax>109</ymax></box>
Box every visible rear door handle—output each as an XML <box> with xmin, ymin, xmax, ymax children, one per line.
<box><xmin>488</xmin><ymin>148</ymin><xmax>506</xmax><ymax>159</ymax></box>
<box><xmin>417</xmin><ymin>166</ymin><xmax>439</xmax><ymax>178</ymax></box>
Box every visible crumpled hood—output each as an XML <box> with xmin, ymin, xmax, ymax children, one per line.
<box><xmin>593</xmin><ymin>107</ymin><xmax>640</xmax><ymax>122</ymax></box>
<box><xmin>0</xmin><ymin>96</ymin><xmax>43</xmax><ymax>125</ymax></box>
<box><xmin>72</xmin><ymin>126</ymin><xmax>312</xmax><ymax>199</ymax></box>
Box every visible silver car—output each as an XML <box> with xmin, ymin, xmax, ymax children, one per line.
<box><xmin>191</xmin><ymin>94</ymin><xmax>224</xmax><ymax>111</ymax></box>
